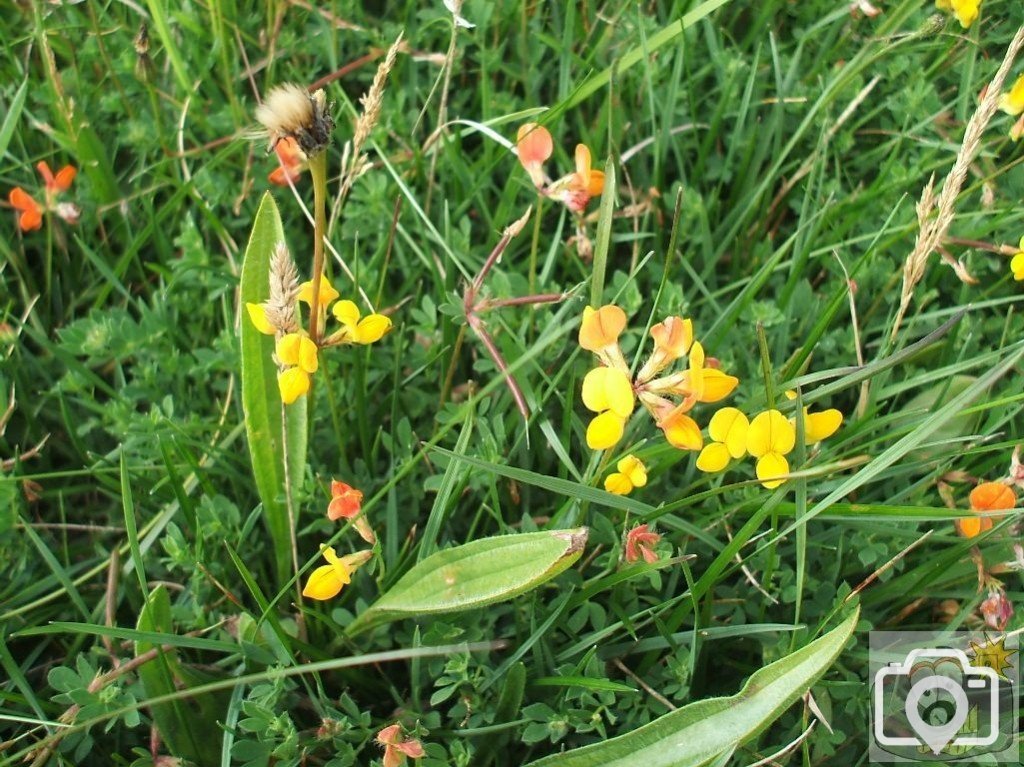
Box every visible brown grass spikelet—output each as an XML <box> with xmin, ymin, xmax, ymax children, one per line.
<box><xmin>265</xmin><ymin>242</ymin><xmax>300</xmax><ymax>335</ymax></box>
<box><xmin>892</xmin><ymin>25</ymin><xmax>1024</xmax><ymax>341</ymax></box>
<box><xmin>352</xmin><ymin>32</ymin><xmax>404</xmax><ymax>155</ymax></box>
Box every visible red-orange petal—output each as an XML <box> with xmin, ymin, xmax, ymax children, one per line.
<box><xmin>54</xmin><ymin>165</ymin><xmax>77</xmax><ymax>192</ymax></box>
<box><xmin>35</xmin><ymin>161</ymin><xmax>55</xmax><ymax>189</ymax></box>
<box><xmin>969</xmin><ymin>482</ymin><xmax>1016</xmax><ymax>511</ymax></box>
<box><xmin>9</xmin><ymin>188</ymin><xmax>42</xmax><ymax>231</ymax></box>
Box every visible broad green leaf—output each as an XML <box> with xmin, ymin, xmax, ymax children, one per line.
<box><xmin>348</xmin><ymin>528</ymin><xmax>588</xmax><ymax>635</ymax></box>
<box><xmin>240</xmin><ymin>193</ymin><xmax>307</xmax><ymax>586</ymax></box>
<box><xmin>136</xmin><ymin>587</ymin><xmax>223</xmax><ymax>766</ymax></box>
<box><xmin>525</xmin><ymin>608</ymin><xmax>859</xmax><ymax>767</ymax></box>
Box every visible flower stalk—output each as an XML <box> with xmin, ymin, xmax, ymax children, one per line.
<box><xmin>308</xmin><ymin>151</ymin><xmax>329</xmax><ymax>345</ymax></box>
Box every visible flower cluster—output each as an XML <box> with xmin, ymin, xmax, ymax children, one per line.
<box><xmin>624</xmin><ymin>523</ymin><xmax>661</xmax><ymax>564</ymax></box>
<box><xmin>8</xmin><ymin>161</ymin><xmax>80</xmax><ymax>231</ymax></box>
<box><xmin>696</xmin><ymin>392</ymin><xmax>843</xmax><ymax>489</ymax></box>
<box><xmin>246</xmin><ymin>244</ymin><xmax>391</xmax><ymax>403</ymax></box>
<box><xmin>935</xmin><ymin>0</ymin><xmax>981</xmax><ymax>29</ymax></box>
<box><xmin>578</xmin><ymin>304</ymin><xmax>738</xmax><ymax>452</ymax></box>
<box><xmin>301</xmin><ymin>478</ymin><xmax>376</xmax><ymax>600</ymax></box>
<box><xmin>516</xmin><ymin>123</ymin><xmax>604</xmax><ymax>215</ymax></box>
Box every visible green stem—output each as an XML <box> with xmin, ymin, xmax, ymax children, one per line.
<box><xmin>308</xmin><ymin>153</ymin><xmax>329</xmax><ymax>345</ymax></box>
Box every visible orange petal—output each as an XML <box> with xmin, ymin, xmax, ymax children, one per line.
<box><xmin>35</xmin><ymin>161</ymin><xmax>55</xmax><ymax>189</ymax></box>
<box><xmin>54</xmin><ymin>165</ymin><xmax>76</xmax><ymax>192</ymax></box>
<box><xmin>585</xmin><ymin>168</ymin><xmax>605</xmax><ymax>197</ymax></box>
<box><xmin>9</xmin><ymin>187</ymin><xmax>40</xmax><ymax>213</ymax></box>
<box><xmin>969</xmin><ymin>482</ymin><xmax>1016</xmax><ymax>511</ymax></box>
<box><xmin>19</xmin><ymin>208</ymin><xmax>42</xmax><ymax>231</ymax></box>
<box><xmin>578</xmin><ymin>304</ymin><xmax>627</xmax><ymax>352</ymax></box>
<box><xmin>516</xmin><ymin>123</ymin><xmax>553</xmax><ymax>169</ymax></box>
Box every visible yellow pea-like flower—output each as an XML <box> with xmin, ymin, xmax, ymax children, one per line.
<box><xmin>605</xmin><ymin>454</ymin><xmax>648</xmax><ymax>495</ymax></box>
<box><xmin>277</xmin><ymin>333</ymin><xmax>319</xmax><ymax>373</ymax></box>
<box><xmin>587</xmin><ymin>411</ymin><xmax>626</xmax><ymax>451</ymax></box>
<box><xmin>582</xmin><ymin>367</ymin><xmax>635</xmax><ymax>418</ymax></box>
<box><xmin>246</xmin><ymin>302</ymin><xmax>276</xmax><ymax>335</ymax></box>
<box><xmin>754</xmin><ymin>451</ymin><xmax>790</xmax><ymax>490</ymax></box>
<box><xmin>298</xmin><ymin>279</ymin><xmax>340</xmax><ymax>308</ymax></box>
<box><xmin>578</xmin><ymin>305</ymin><xmax>627</xmax><ymax>353</ymax></box>
<box><xmin>331</xmin><ymin>299</ymin><xmax>392</xmax><ymax>345</ymax></box>
<box><xmin>302</xmin><ymin>546</ymin><xmax>352</xmax><ymax>600</ymax></box>
<box><xmin>747</xmin><ymin>409</ymin><xmax>796</xmax><ymax>489</ymax></box>
<box><xmin>1012</xmin><ymin>241</ymin><xmax>1024</xmax><ymax>281</ymax></box>
<box><xmin>278</xmin><ymin>367</ymin><xmax>311</xmax><ymax>405</ymax></box>
<box><xmin>1000</xmin><ymin>74</ymin><xmax>1024</xmax><ymax>116</ymax></box>
<box><xmin>696</xmin><ymin>407</ymin><xmax>749</xmax><ymax>473</ymax></box>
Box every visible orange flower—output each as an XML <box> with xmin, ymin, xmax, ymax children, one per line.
<box><xmin>571</xmin><ymin>144</ymin><xmax>605</xmax><ymax>197</ymax></box>
<box><xmin>327</xmin><ymin>479</ymin><xmax>375</xmax><ymax>544</ymax></box>
<box><xmin>9</xmin><ymin>188</ymin><xmax>42</xmax><ymax>231</ymax></box>
<box><xmin>516</xmin><ymin>123</ymin><xmax>552</xmax><ymax>188</ymax></box>
<box><xmin>624</xmin><ymin>523</ymin><xmax>661</xmax><ymax>564</ymax></box>
<box><xmin>377</xmin><ymin>724</ymin><xmax>425</xmax><ymax>767</ymax></box>
<box><xmin>268</xmin><ymin>136</ymin><xmax>305</xmax><ymax>186</ymax></box>
<box><xmin>956</xmin><ymin>481</ymin><xmax>1016</xmax><ymax>538</ymax></box>
<box><xmin>36</xmin><ymin>161</ymin><xmax>76</xmax><ymax>194</ymax></box>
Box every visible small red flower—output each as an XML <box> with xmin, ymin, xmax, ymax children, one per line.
<box><xmin>327</xmin><ymin>480</ymin><xmax>363</xmax><ymax>521</ymax></box>
<box><xmin>268</xmin><ymin>136</ymin><xmax>305</xmax><ymax>186</ymax></box>
<box><xmin>327</xmin><ymin>479</ymin><xmax>375</xmax><ymax>544</ymax></box>
<box><xmin>981</xmin><ymin>587</ymin><xmax>1013</xmax><ymax>631</ymax></box>
<box><xmin>624</xmin><ymin>523</ymin><xmax>661</xmax><ymax>564</ymax></box>
<box><xmin>377</xmin><ymin>724</ymin><xmax>425</xmax><ymax>767</ymax></box>
<box><xmin>36</xmin><ymin>161</ymin><xmax>76</xmax><ymax>194</ymax></box>
<box><xmin>9</xmin><ymin>188</ymin><xmax>42</xmax><ymax>231</ymax></box>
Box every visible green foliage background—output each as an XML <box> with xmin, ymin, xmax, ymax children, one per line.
<box><xmin>1</xmin><ymin>0</ymin><xmax>1022</xmax><ymax>765</ymax></box>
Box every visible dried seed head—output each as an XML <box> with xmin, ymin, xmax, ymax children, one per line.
<box><xmin>352</xmin><ymin>34</ymin><xmax>403</xmax><ymax>155</ymax></box>
<box><xmin>265</xmin><ymin>242</ymin><xmax>300</xmax><ymax>334</ymax></box>
<box><xmin>256</xmin><ymin>84</ymin><xmax>334</xmax><ymax>157</ymax></box>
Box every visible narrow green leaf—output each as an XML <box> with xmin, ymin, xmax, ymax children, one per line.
<box><xmin>240</xmin><ymin>193</ymin><xmax>308</xmax><ymax>585</ymax></box>
<box><xmin>525</xmin><ymin>609</ymin><xmax>858</xmax><ymax>767</ymax></box>
<box><xmin>590</xmin><ymin>157</ymin><xmax>616</xmax><ymax>307</ymax></box>
<box><xmin>0</xmin><ymin>80</ymin><xmax>28</xmax><ymax>160</ymax></box>
<box><xmin>348</xmin><ymin>528</ymin><xmax>588</xmax><ymax>635</ymax></box>
<box><xmin>136</xmin><ymin>587</ymin><xmax>222</xmax><ymax>766</ymax></box>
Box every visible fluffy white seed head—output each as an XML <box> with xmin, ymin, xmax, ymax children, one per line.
<box><xmin>256</xmin><ymin>84</ymin><xmax>315</xmax><ymax>140</ymax></box>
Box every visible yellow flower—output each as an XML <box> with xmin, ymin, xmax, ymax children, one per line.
<box><xmin>696</xmin><ymin>407</ymin><xmax>749</xmax><ymax>473</ymax></box>
<box><xmin>638</xmin><ymin>316</ymin><xmax>693</xmax><ymax>381</ymax></box>
<box><xmin>276</xmin><ymin>333</ymin><xmax>319</xmax><ymax>404</ymax></box>
<box><xmin>298</xmin><ymin>279</ymin><xmax>340</xmax><ymax>309</ymax></box>
<box><xmin>784</xmin><ymin>391</ymin><xmax>844</xmax><ymax>444</ymax></box>
<box><xmin>582</xmin><ymin>367</ymin><xmax>635</xmax><ymax>450</ymax></box>
<box><xmin>658</xmin><ymin>405</ymin><xmax>703</xmax><ymax>451</ymax></box>
<box><xmin>746</xmin><ymin>409</ymin><xmax>796</xmax><ymax>489</ymax></box>
<box><xmin>246</xmin><ymin>302</ymin><xmax>276</xmax><ymax>335</ymax></box>
<box><xmin>1012</xmin><ymin>237</ymin><xmax>1024</xmax><ymax>281</ymax></box>
<box><xmin>302</xmin><ymin>547</ymin><xmax>372</xmax><ymax>601</ymax></box>
<box><xmin>330</xmin><ymin>300</ymin><xmax>393</xmax><ymax>345</ymax></box>
<box><xmin>935</xmin><ymin>0</ymin><xmax>980</xmax><ymax>28</ymax></box>
<box><xmin>579</xmin><ymin>304</ymin><xmax>627</xmax><ymax>354</ymax></box>
<box><xmin>604</xmin><ymin>454</ymin><xmax>647</xmax><ymax>495</ymax></box>
<box><xmin>999</xmin><ymin>74</ymin><xmax>1024</xmax><ymax>116</ymax></box>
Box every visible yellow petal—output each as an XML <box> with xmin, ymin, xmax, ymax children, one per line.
<box><xmin>574</xmin><ymin>143</ymin><xmax>592</xmax><ymax>177</ymax></box>
<box><xmin>581</xmin><ymin>367</ymin><xmax>634</xmax><ymax>417</ymax></box>
<box><xmin>708</xmin><ymin>407</ymin><xmax>749</xmax><ymax>459</ymax></box>
<box><xmin>804</xmin><ymin>409</ymin><xmax>843</xmax><ymax>444</ymax></box>
<box><xmin>746</xmin><ymin>410</ymin><xmax>795</xmax><ymax>458</ymax></box>
<box><xmin>297</xmin><ymin>336</ymin><xmax>319</xmax><ymax>373</ymax></box>
<box><xmin>616</xmin><ymin>454</ymin><xmax>647</xmax><ymax>488</ymax></box>
<box><xmin>353</xmin><ymin>314</ymin><xmax>392</xmax><ymax>344</ymax></box>
<box><xmin>276</xmin><ymin>333</ymin><xmax>302</xmax><ymax>366</ymax></box>
<box><xmin>688</xmin><ymin>341</ymin><xmax>705</xmax><ymax>370</ymax></box>
<box><xmin>278</xmin><ymin>367</ymin><xmax>310</xmax><ymax>404</ymax></box>
<box><xmin>332</xmin><ymin>299</ymin><xmax>361</xmax><ymax>330</ymax></box>
<box><xmin>661</xmin><ymin>411</ymin><xmax>703</xmax><ymax>451</ymax></box>
<box><xmin>1012</xmin><ymin>252</ymin><xmax>1024</xmax><ymax>281</ymax></box>
<box><xmin>246</xmin><ymin>302</ymin><xmax>276</xmax><ymax>335</ymax></box>
<box><xmin>587</xmin><ymin>411</ymin><xmax>626</xmax><ymax>450</ymax></box>
<box><xmin>699</xmin><ymin>369</ymin><xmax>739</xmax><ymax>403</ymax></box>
<box><xmin>298</xmin><ymin>279</ymin><xmax>340</xmax><ymax>308</ymax></box>
<box><xmin>302</xmin><ymin>564</ymin><xmax>347</xmax><ymax>600</ymax></box>
<box><xmin>756</xmin><ymin>452</ymin><xmax>790</xmax><ymax>489</ymax></box>
<box><xmin>603</xmin><ymin>472</ymin><xmax>633</xmax><ymax>495</ymax></box>
<box><xmin>578</xmin><ymin>305</ymin><xmax>627</xmax><ymax>352</ymax></box>
<box><xmin>696</xmin><ymin>442</ymin><xmax>731</xmax><ymax>473</ymax></box>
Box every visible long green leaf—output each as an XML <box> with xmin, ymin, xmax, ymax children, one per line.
<box><xmin>0</xmin><ymin>80</ymin><xmax>28</xmax><ymax>160</ymax></box>
<box><xmin>240</xmin><ymin>193</ymin><xmax>308</xmax><ymax>585</ymax></box>
<box><xmin>348</xmin><ymin>528</ymin><xmax>588</xmax><ymax>635</ymax></box>
<box><xmin>525</xmin><ymin>609</ymin><xmax>858</xmax><ymax>767</ymax></box>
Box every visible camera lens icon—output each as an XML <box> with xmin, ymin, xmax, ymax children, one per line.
<box><xmin>874</xmin><ymin>648</ymin><xmax>1001</xmax><ymax>755</ymax></box>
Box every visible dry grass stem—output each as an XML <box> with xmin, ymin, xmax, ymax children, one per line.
<box><xmin>892</xmin><ymin>24</ymin><xmax>1024</xmax><ymax>341</ymax></box>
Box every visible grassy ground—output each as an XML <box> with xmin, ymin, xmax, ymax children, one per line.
<box><xmin>2</xmin><ymin>1</ymin><xmax>1023</xmax><ymax>765</ymax></box>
